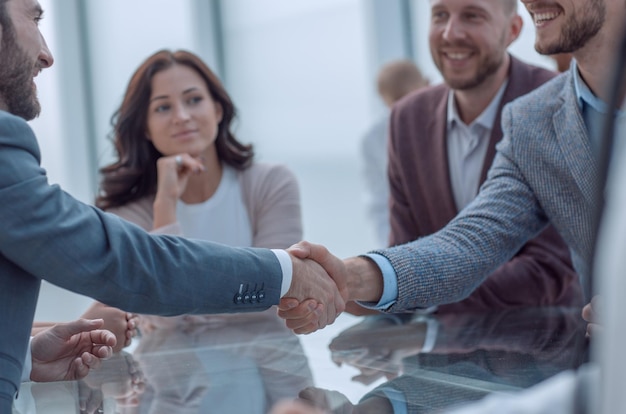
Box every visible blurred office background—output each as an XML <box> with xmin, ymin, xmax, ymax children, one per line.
<box><xmin>32</xmin><ymin>0</ymin><xmax>554</xmax><ymax>322</ymax></box>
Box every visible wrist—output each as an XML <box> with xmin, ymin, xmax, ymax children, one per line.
<box><xmin>152</xmin><ymin>197</ymin><xmax>178</xmax><ymax>228</ymax></box>
<box><xmin>345</xmin><ymin>256</ymin><xmax>383</xmax><ymax>302</ymax></box>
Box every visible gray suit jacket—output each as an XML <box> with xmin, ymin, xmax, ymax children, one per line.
<box><xmin>0</xmin><ymin>111</ymin><xmax>283</xmax><ymax>407</ymax></box>
<box><xmin>373</xmin><ymin>67</ymin><xmax>596</xmax><ymax>313</ymax></box>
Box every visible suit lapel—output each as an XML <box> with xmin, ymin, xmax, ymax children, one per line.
<box><xmin>480</xmin><ymin>56</ymin><xmax>548</xmax><ymax>183</ymax></box>
<box><xmin>553</xmin><ymin>74</ymin><xmax>598</xmax><ymax>205</ymax></box>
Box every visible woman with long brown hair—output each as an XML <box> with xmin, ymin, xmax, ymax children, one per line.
<box><xmin>95</xmin><ymin>49</ymin><xmax>302</xmax><ymax>332</ymax></box>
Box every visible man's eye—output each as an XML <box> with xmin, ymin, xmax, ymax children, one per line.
<box><xmin>432</xmin><ymin>11</ymin><xmax>448</xmax><ymax>22</ymax></box>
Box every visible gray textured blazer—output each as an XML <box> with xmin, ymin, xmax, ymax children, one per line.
<box><xmin>0</xmin><ymin>111</ymin><xmax>283</xmax><ymax>407</ymax></box>
<box><xmin>373</xmin><ymin>67</ymin><xmax>597</xmax><ymax>313</ymax></box>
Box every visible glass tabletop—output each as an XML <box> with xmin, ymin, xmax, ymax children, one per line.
<box><xmin>14</xmin><ymin>306</ymin><xmax>589</xmax><ymax>414</ymax></box>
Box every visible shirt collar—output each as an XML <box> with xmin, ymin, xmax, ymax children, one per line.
<box><xmin>447</xmin><ymin>80</ymin><xmax>509</xmax><ymax>130</ymax></box>
<box><xmin>572</xmin><ymin>59</ymin><xmax>609</xmax><ymax>115</ymax></box>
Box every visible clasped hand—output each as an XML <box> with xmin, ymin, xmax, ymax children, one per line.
<box><xmin>278</xmin><ymin>241</ymin><xmax>350</xmax><ymax>334</ymax></box>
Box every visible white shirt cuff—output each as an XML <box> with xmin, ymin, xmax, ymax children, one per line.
<box><xmin>272</xmin><ymin>249</ymin><xmax>293</xmax><ymax>297</ymax></box>
<box><xmin>21</xmin><ymin>337</ymin><xmax>33</xmax><ymax>382</ymax></box>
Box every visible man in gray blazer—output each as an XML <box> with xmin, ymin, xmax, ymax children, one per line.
<box><xmin>0</xmin><ymin>0</ymin><xmax>344</xmax><ymax>409</ymax></box>
<box><xmin>385</xmin><ymin>0</ymin><xmax>581</xmax><ymax>312</ymax></box>
<box><xmin>284</xmin><ymin>0</ymin><xmax>623</xmax><ymax>327</ymax></box>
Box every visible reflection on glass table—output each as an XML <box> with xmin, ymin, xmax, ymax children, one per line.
<box><xmin>300</xmin><ymin>307</ymin><xmax>589</xmax><ymax>413</ymax></box>
<box><xmin>14</xmin><ymin>307</ymin><xmax>588</xmax><ymax>414</ymax></box>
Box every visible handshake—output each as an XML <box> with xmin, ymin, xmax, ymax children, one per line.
<box><xmin>277</xmin><ymin>241</ymin><xmax>384</xmax><ymax>335</ymax></box>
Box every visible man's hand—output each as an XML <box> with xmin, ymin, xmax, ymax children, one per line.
<box><xmin>280</xmin><ymin>245</ymin><xmax>346</xmax><ymax>334</ymax></box>
<box><xmin>289</xmin><ymin>242</ymin><xmax>349</xmax><ymax>300</ymax></box>
<box><xmin>30</xmin><ymin>318</ymin><xmax>116</xmax><ymax>382</ymax></box>
<box><xmin>279</xmin><ymin>242</ymin><xmax>385</xmax><ymax>333</ymax></box>
<box><xmin>582</xmin><ymin>295</ymin><xmax>603</xmax><ymax>338</ymax></box>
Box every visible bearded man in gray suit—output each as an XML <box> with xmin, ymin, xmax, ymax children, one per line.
<box><xmin>284</xmin><ymin>0</ymin><xmax>623</xmax><ymax>331</ymax></box>
<box><xmin>0</xmin><ymin>0</ymin><xmax>344</xmax><ymax>409</ymax></box>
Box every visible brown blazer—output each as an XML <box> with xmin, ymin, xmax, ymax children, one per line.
<box><xmin>387</xmin><ymin>56</ymin><xmax>583</xmax><ymax>312</ymax></box>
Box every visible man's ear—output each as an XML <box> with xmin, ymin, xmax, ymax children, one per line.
<box><xmin>507</xmin><ymin>14</ymin><xmax>523</xmax><ymax>46</ymax></box>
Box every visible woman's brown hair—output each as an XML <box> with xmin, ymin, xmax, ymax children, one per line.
<box><xmin>96</xmin><ymin>49</ymin><xmax>253</xmax><ymax>210</ymax></box>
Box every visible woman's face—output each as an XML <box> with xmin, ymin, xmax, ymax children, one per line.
<box><xmin>145</xmin><ymin>63</ymin><xmax>223</xmax><ymax>158</ymax></box>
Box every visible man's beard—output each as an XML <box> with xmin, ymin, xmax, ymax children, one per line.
<box><xmin>433</xmin><ymin>39</ymin><xmax>507</xmax><ymax>91</ymax></box>
<box><xmin>440</xmin><ymin>52</ymin><xmax>505</xmax><ymax>91</ymax></box>
<box><xmin>536</xmin><ymin>0</ymin><xmax>605</xmax><ymax>55</ymax></box>
<box><xmin>0</xmin><ymin>27</ymin><xmax>41</xmax><ymax>120</ymax></box>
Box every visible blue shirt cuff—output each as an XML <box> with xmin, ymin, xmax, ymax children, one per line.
<box><xmin>380</xmin><ymin>387</ymin><xmax>408</xmax><ymax>414</ymax></box>
<box><xmin>357</xmin><ymin>253</ymin><xmax>398</xmax><ymax>310</ymax></box>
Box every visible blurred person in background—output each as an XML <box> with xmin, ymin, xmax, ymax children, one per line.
<box><xmin>360</xmin><ymin>59</ymin><xmax>428</xmax><ymax>248</ymax></box>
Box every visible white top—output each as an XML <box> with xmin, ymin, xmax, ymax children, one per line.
<box><xmin>177</xmin><ymin>165</ymin><xmax>253</xmax><ymax>247</ymax></box>
<box><xmin>360</xmin><ymin>115</ymin><xmax>391</xmax><ymax>248</ymax></box>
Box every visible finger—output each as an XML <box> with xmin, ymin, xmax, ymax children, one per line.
<box><xmin>81</xmin><ymin>352</ymin><xmax>102</xmax><ymax>371</ymax></box>
<box><xmin>92</xmin><ymin>344</ymin><xmax>113</xmax><ymax>359</ymax></box>
<box><xmin>318</xmin><ymin>287</ymin><xmax>344</xmax><ymax>330</ymax></box>
<box><xmin>127</xmin><ymin>313</ymin><xmax>139</xmax><ymax>337</ymax></box>
<box><xmin>172</xmin><ymin>154</ymin><xmax>205</xmax><ymax>173</ymax></box>
<box><xmin>73</xmin><ymin>356</ymin><xmax>90</xmax><ymax>380</ymax></box>
<box><xmin>278</xmin><ymin>300</ymin><xmax>318</xmax><ymax>320</ymax></box>
<box><xmin>55</xmin><ymin>318</ymin><xmax>105</xmax><ymax>338</ymax></box>
<box><xmin>284</xmin><ymin>305</ymin><xmax>323</xmax><ymax>331</ymax></box>
<box><xmin>287</xmin><ymin>241</ymin><xmax>313</xmax><ymax>259</ymax></box>
<box><xmin>278</xmin><ymin>297</ymin><xmax>300</xmax><ymax>312</ymax></box>
<box><xmin>334</xmin><ymin>287</ymin><xmax>346</xmax><ymax>317</ymax></box>
<box><xmin>90</xmin><ymin>329</ymin><xmax>117</xmax><ymax>348</ymax></box>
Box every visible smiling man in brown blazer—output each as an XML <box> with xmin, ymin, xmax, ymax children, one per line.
<box><xmin>380</xmin><ymin>0</ymin><xmax>583</xmax><ymax>313</ymax></box>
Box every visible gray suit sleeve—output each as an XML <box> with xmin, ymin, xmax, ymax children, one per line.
<box><xmin>372</xmin><ymin>104</ymin><xmax>549</xmax><ymax>312</ymax></box>
<box><xmin>0</xmin><ymin>111</ymin><xmax>284</xmax><ymax>314</ymax></box>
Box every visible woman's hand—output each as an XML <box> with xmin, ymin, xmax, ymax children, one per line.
<box><xmin>153</xmin><ymin>154</ymin><xmax>205</xmax><ymax>228</ymax></box>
